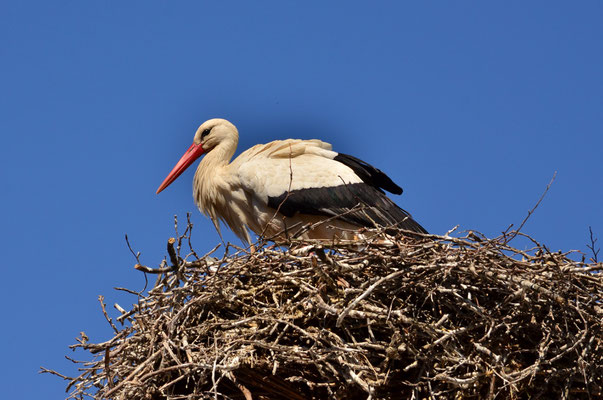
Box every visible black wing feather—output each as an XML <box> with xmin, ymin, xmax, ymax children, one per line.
<box><xmin>333</xmin><ymin>153</ymin><xmax>402</xmax><ymax>194</ymax></box>
<box><xmin>267</xmin><ymin>183</ymin><xmax>427</xmax><ymax>234</ymax></box>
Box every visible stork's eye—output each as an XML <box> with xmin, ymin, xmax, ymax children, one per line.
<box><xmin>201</xmin><ymin>128</ymin><xmax>212</xmax><ymax>139</ymax></box>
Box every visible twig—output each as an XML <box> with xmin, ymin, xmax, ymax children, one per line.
<box><xmin>337</xmin><ymin>270</ymin><xmax>405</xmax><ymax>327</ymax></box>
<box><xmin>167</xmin><ymin>237</ymin><xmax>180</xmax><ymax>267</ymax></box>
<box><xmin>504</xmin><ymin>172</ymin><xmax>556</xmax><ymax>244</ymax></box>
<box><xmin>587</xmin><ymin>226</ymin><xmax>600</xmax><ymax>263</ymax></box>
<box><xmin>98</xmin><ymin>295</ymin><xmax>118</xmax><ymax>334</ymax></box>
<box><xmin>102</xmin><ymin>348</ymin><xmax>162</xmax><ymax>398</ymax></box>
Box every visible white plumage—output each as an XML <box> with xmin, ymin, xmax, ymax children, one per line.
<box><xmin>157</xmin><ymin>118</ymin><xmax>426</xmax><ymax>244</ymax></box>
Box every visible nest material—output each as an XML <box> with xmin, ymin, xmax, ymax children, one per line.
<box><xmin>44</xmin><ymin>222</ymin><xmax>603</xmax><ymax>399</ymax></box>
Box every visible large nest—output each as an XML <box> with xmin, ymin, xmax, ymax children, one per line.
<box><xmin>44</xmin><ymin>218</ymin><xmax>603</xmax><ymax>399</ymax></box>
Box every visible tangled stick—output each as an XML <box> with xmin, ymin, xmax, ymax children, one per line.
<box><xmin>43</xmin><ymin>218</ymin><xmax>602</xmax><ymax>399</ymax></box>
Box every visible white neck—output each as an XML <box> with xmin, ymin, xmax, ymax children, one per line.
<box><xmin>192</xmin><ymin>138</ymin><xmax>238</xmax><ymax>225</ymax></box>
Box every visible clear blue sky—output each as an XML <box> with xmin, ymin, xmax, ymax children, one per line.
<box><xmin>1</xmin><ymin>2</ymin><xmax>602</xmax><ymax>398</ymax></box>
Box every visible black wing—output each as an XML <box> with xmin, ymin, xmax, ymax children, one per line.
<box><xmin>267</xmin><ymin>152</ymin><xmax>427</xmax><ymax>234</ymax></box>
<box><xmin>268</xmin><ymin>182</ymin><xmax>427</xmax><ymax>233</ymax></box>
<box><xmin>334</xmin><ymin>153</ymin><xmax>402</xmax><ymax>194</ymax></box>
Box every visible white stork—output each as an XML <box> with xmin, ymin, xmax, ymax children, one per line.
<box><xmin>156</xmin><ymin>118</ymin><xmax>427</xmax><ymax>244</ymax></box>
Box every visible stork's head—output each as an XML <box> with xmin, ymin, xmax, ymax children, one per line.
<box><xmin>156</xmin><ymin>118</ymin><xmax>239</xmax><ymax>194</ymax></box>
<box><xmin>193</xmin><ymin>118</ymin><xmax>239</xmax><ymax>150</ymax></box>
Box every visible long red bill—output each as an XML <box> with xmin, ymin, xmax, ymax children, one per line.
<box><xmin>156</xmin><ymin>143</ymin><xmax>205</xmax><ymax>194</ymax></box>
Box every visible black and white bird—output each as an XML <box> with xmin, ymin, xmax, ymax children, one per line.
<box><xmin>157</xmin><ymin>118</ymin><xmax>427</xmax><ymax>244</ymax></box>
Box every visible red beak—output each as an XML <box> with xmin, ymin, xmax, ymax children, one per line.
<box><xmin>156</xmin><ymin>143</ymin><xmax>205</xmax><ymax>194</ymax></box>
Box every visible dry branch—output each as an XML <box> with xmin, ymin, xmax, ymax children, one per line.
<box><xmin>43</xmin><ymin>219</ymin><xmax>603</xmax><ymax>399</ymax></box>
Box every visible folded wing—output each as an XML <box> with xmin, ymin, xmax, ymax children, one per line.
<box><xmin>234</xmin><ymin>140</ymin><xmax>427</xmax><ymax>234</ymax></box>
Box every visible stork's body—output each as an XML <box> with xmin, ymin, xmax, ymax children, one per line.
<box><xmin>157</xmin><ymin>119</ymin><xmax>426</xmax><ymax>244</ymax></box>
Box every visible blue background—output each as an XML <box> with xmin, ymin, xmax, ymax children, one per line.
<box><xmin>1</xmin><ymin>2</ymin><xmax>601</xmax><ymax>398</ymax></box>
